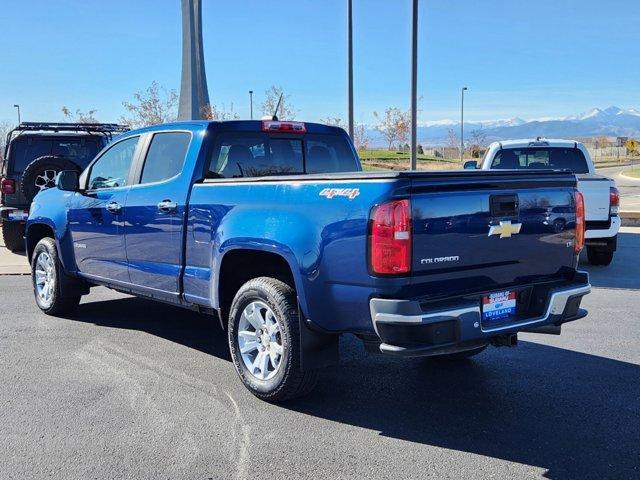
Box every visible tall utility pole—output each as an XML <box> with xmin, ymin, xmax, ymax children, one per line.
<box><xmin>460</xmin><ymin>87</ymin><xmax>467</xmax><ymax>162</ymax></box>
<box><xmin>249</xmin><ymin>90</ymin><xmax>254</xmax><ymax>120</ymax></box>
<box><xmin>13</xmin><ymin>104</ymin><xmax>21</xmax><ymax>124</ymax></box>
<box><xmin>410</xmin><ymin>0</ymin><xmax>418</xmax><ymax>169</ymax></box>
<box><xmin>347</xmin><ymin>0</ymin><xmax>354</xmax><ymax>138</ymax></box>
<box><xmin>178</xmin><ymin>0</ymin><xmax>210</xmax><ymax>120</ymax></box>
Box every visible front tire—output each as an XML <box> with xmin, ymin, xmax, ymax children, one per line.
<box><xmin>228</xmin><ymin>277</ymin><xmax>318</xmax><ymax>402</ymax></box>
<box><xmin>2</xmin><ymin>221</ymin><xmax>25</xmax><ymax>252</ymax></box>
<box><xmin>587</xmin><ymin>246</ymin><xmax>614</xmax><ymax>266</ymax></box>
<box><xmin>31</xmin><ymin>237</ymin><xmax>81</xmax><ymax>315</ymax></box>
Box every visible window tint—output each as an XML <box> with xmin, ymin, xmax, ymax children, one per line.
<box><xmin>88</xmin><ymin>136</ymin><xmax>138</xmax><ymax>190</ymax></box>
<box><xmin>140</xmin><ymin>132</ymin><xmax>191</xmax><ymax>184</ymax></box>
<box><xmin>52</xmin><ymin>139</ymin><xmax>100</xmax><ymax>165</ymax></box>
<box><xmin>491</xmin><ymin>147</ymin><xmax>589</xmax><ymax>173</ymax></box>
<box><xmin>9</xmin><ymin>139</ymin><xmax>52</xmax><ymax>173</ymax></box>
<box><xmin>10</xmin><ymin>137</ymin><xmax>101</xmax><ymax>173</ymax></box>
<box><xmin>209</xmin><ymin>133</ymin><xmax>303</xmax><ymax>178</ymax></box>
<box><xmin>305</xmin><ymin>135</ymin><xmax>359</xmax><ymax>173</ymax></box>
<box><xmin>208</xmin><ymin>132</ymin><xmax>359</xmax><ymax>178</ymax></box>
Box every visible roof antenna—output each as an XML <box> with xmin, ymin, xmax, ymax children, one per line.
<box><xmin>272</xmin><ymin>93</ymin><xmax>283</xmax><ymax>121</ymax></box>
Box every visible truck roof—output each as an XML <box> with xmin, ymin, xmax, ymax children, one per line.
<box><xmin>126</xmin><ymin>120</ymin><xmax>346</xmax><ymax>136</ymax></box>
<box><xmin>489</xmin><ymin>138</ymin><xmax>582</xmax><ymax>149</ymax></box>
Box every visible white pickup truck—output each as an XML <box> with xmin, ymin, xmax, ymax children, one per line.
<box><xmin>467</xmin><ymin>138</ymin><xmax>620</xmax><ymax>265</ymax></box>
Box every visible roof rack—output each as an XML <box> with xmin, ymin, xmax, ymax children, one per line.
<box><xmin>12</xmin><ymin>122</ymin><xmax>129</xmax><ymax>134</ymax></box>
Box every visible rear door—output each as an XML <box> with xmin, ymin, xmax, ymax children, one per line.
<box><xmin>68</xmin><ymin>135</ymin><xmax>140</xmax><ymax>282</ymax></box>
<box><xmin>124</xmin><ymin>130</ymin><xmax>193</xmax><ymax>296</ymax></box>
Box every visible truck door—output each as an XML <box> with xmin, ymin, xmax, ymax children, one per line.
<box><xmin>123</xmin><ymin>131</ymin><xmax>193</xmax><ymax>297</ymax></box>
<box><xmin>68</xmin><ymin>136</ymin><xmax>140</xmax><ymax>283</ymax></box>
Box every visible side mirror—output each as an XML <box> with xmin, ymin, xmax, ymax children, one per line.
<box><xmin>463</xmin><ymin>160</ymin><xmax>478</xmax><ymax>169</ymax></box>
<box><xmin>56</xmin><ymin>170</ymin><xmax>79</xmax><ymax>192</ymax></box>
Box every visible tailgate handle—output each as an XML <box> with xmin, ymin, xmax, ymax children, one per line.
<box><xmin>490</xmin><ymin>194</ymin><xmax>519</xmax><ymax>217</ymax></box>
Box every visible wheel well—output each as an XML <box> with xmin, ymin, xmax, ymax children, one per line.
<box><xmin>26</xmin><ymin>223</ymin><xmax>55</xmax><ymax>260</ymax></box>
<box><xmin>218</xmin><ymin>249</ymin><xmax>295</xmax><ymax>325</ymax></box>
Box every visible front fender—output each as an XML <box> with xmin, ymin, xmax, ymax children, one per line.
<box><xmin>26</xmin><ymin>189</ymin><xmax>76</xmax><ymax>272</ymax></box>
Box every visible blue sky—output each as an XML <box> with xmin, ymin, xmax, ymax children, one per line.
<box><xmin>1</xmin><ymin>0</ymin><xmax>639</xmax><ymax>125</ymax></box>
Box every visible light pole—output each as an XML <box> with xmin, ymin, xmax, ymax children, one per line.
<box><xmin>249</xmin><ymin>90</ymin><xmax>253</xmax><ymax>120</ymax></box>
<box><xmin>460</xmin><ymin>87</ymin><xmax>467</xmax><ymax>162</ymax></box>
<box><xmin>13</xmin><ymin>104</ymin><xmax>21</xmax><ymax>124</ymax></box>
<box><xmin>347</xmin><ymin>0</ymin><xmax>354</xmax><ymax>139</ymax></box>
<box><xmin>410</xmin><ymin>0</ymin><xmax>418</xmax><ymax>170</ymax></box>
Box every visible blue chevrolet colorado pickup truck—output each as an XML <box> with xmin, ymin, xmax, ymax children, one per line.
<box><xmin>26</xmin><ymin>120</ymin><xmax>591</xmax><ymax>401</ymax></box>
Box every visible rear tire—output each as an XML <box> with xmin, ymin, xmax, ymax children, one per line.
<box><xmin>2</xmin><ymin>221</ymin><xmax>25</xmax><ymax>252</ymax></box>
<box><xmin>228</xmin><ymin>277</ymin><xmax>319</xmax><ymax>402</ymax></box>
<box><xmin>31</xmin><ymin>237</ymin><xmax>81</xmax><ymax>315</ymax></box>
<box><xmin>587</xmin><ymin>246</ymin><xmax>614</xmax><ymax>266</ymax></box>
<box><xmin>427</xmin><ymin>345</ymin><xmax>487</xmax><ymax>361</ymax></box>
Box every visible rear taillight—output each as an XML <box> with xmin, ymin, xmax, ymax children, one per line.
<box><xmin>261</xmin><ymin>120</ymin><xmax>306</xmax><ymax>133</ymax></box>
<box><xmin>369</xmin><ymin>199</ymin><xmax>411</xmax><ymax>275</ymax></box>
<box><xmin>1</xmin><ymin>178</ymin><xmax>15</xmax><ymax>195</ymax></box>
<box><xmin>574</xmin><ymin>191</ymin><xmax>585</xmax><ymax>253</ymax></box>
<box><xmin>609</xmin><ymin>186</ymin><xmax>620</xmax><ymax>216</ymax></box>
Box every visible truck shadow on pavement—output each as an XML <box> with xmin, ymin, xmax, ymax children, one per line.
<box><xmin>75</xmin><ymin>297</ymin><xmax>231</xmax><ymax>361</ymax></box>
<box><xmin>71</xmin><ymin>295</ymin><xmax>639</xmax><ymax>480</ymax></box>
<box><xmin>288</xmin><ymin>336</ymin><xmax>640</xmax><ymax>480</ymax></box>
<box><xmin>579</xmin><ymin>232</ymin><xmax>640</xmax><ymax>289</ymax></box>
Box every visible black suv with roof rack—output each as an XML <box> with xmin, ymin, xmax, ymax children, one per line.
<box><xmin>1</xmin><ymin>122</ymin><xmax>128</xmax><ymax>251</ymax></box>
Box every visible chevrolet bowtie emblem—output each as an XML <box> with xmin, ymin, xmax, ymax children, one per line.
<box><xmin>488</xmin><ymin>220</ymin><xmax>522</xmax><ymax>238</ymax></box>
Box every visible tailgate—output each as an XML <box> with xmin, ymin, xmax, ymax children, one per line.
<box><xmin>408</xmin><ymin>172</ymin><xmax>577</xmax><ymax>298</ymax></box>
<box><xmin>576</xmin><ymin>174</ymin><xmax>611</xmax><ymax>221</ymax></box>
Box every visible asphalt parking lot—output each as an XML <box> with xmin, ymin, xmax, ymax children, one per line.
<box><xmin>0</xmin><ymin>229</ymin><xmax>638</xmax><ymax>480</ymax></box>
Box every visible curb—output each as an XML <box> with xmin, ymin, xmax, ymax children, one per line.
<box><xmin>620</xmin><ymin>211</ymin><xmax>640</xmax><ymax>227</ymax></box>
<box><xmin>619</xmin><ymin>172</ymin><xmax>640</xmax><ymax>181</ymax></box>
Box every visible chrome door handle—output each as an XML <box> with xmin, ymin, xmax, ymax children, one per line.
<box><xmin>157</xmin><ymin>200</ymin><xmax>177</xmax><ymax>213</ymax></box>
<box><xmin>106</xmin><ymin>201</ymin><xmax>122</xmax><ymax>214</ymax></box>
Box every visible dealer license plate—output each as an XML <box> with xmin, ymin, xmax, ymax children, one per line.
<box><xmin>482</xmin><ymin>290</ymin><xmax>517</xmax><ymax>326</ymax></box>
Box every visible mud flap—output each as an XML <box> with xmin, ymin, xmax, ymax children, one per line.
<box><xmin>299</xmin><ymin>306</ymin><xmax>339</xmax><ymax>371</ymax></box>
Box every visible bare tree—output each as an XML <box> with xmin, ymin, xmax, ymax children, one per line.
<box><xmin>261</xmin><ymin>85</ymin><xmax>296</xmax><ymax>120</ymax></box>
<box><xmin>469</xmin><ymin>126</ymin><xmax>487</xmax><ymax>158</ymax></box>
<box><xmin>201</xmin><ymin>103</ymin><xmax>240</xmax><ymax>121</ymax></box>
<box><xmin>373</xmin><ymin>108</ymin><xmax>410</xmax><ymax>150</ymax></box>
<box><xmin>119</xmin><ymin>81</ymin><xmax>178</xmax><ymax>128</ymax></box>
<box><xmin>446</xmin><ymin>128</ymin><xmax>459</xmax><ymax>149</ymax></box>
<box><xmin>320</xmin><ymin>116</ymin><xmax>346</xmax><ymax>129</ymax></box>
<box><xmin>0</xmin><ymin>121</ymin><xmax>14</xmax><ymax>162</ymax></box>
<box><xmin>595</xmin><ymin>136</ymin><xmax>610</xmax><ymax>149</ymax></box>
<box><xmin>353</xmin><ymin>123</ymin><xmax>370</xmax><ymax>151</ymax></box>
<box><xmin>62</xmin><ymin>106</ymin><xmax>99</xmax><ymax>123</ymax></box>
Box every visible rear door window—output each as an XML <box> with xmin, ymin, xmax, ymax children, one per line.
<box><xmin>492</xmin><ymin>147</ymin><xmax>589</xmax><ymax>173</ymax></box>
<box><xmin>140</xmin><ymin>132</ymin><xmax>192</xmax><ymax>184</ymax></box>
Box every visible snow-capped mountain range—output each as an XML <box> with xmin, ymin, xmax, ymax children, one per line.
<box><xmin>369</xmin><ymin>106</ymin><xmax>640</xmax><ymax>146</ymax></box>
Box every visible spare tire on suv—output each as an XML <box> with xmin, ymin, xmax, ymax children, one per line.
<box><xmin>20</xmin><ymin>156</ymin><xmax>81</xmax><ymax>202</ymax></box>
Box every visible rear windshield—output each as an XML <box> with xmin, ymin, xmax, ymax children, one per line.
<box><xmin>491</xmin><ymin>147</ymin><xmax>589</xmax><ymax>173</ymax></box>
<box><xmin>8</xmin><ymin>137</ymin><xmax>101</xmax><ymax>174</ymax></box>
<box><xmin>207</xmin><ymin>132</ymin><xmax>360</xmax><ymax>178</ymax></box>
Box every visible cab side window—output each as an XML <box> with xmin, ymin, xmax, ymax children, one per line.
<box><xmin>140</xmin><ymin>132</ymin><xmax>192</xmax><ymax>184</ymax></box>
<box><xmin>88</xmin><ymin>136</ymin><xmax>139</xmax><ymax>190</ymax></box>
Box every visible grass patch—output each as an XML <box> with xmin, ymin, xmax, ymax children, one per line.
<box><xmin>358</xmin><ymin>149</ymin><xmax>462</xmax><ymax>171</ymax></box>
<box><xmin>624</xmin><ymin>168</ymin><xmax>640</xmax><ymax>178</ymax></box>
